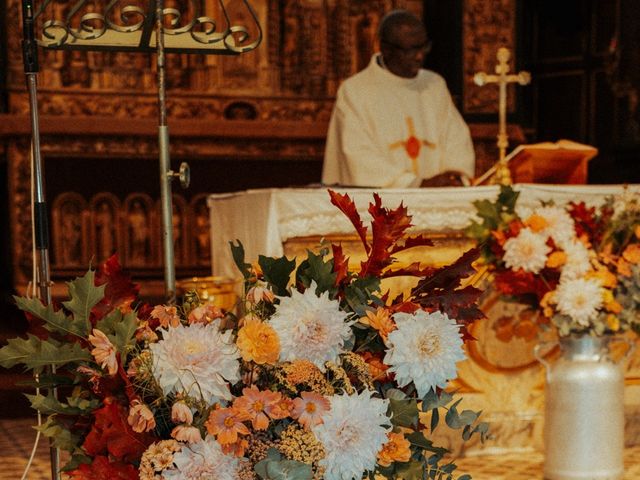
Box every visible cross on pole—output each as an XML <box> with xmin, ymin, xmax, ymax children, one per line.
<box><xmin>474</xmin><ymin>47</ymin><xmax>530</xmax><ymax>185</ymax></box>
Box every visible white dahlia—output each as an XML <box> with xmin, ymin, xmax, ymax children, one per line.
<box><xmin>384</xmin><ymin>310</ymin><xmax>465</xmax><ymax>397</ymax></box>
<box><xmin>311</xmin><ymin>390</ymin><xmax>390</xmax><ymax>480</ymax></box>
<box><xmin>162</xmin><ymin>435</ymin><xmax>240</xmax><ymax>480</ymax></box>
<box><xmin>534</xmin><ymin>205</ymin><xmax>576</xmax><ymax>247</ymax></box>
<box><xmin>269</xmin><ymin>281</ymin><xmax>352</xmax><ymax>371</ymax></box>
<box><xmin>149</xmin><ymin>323</ymin><xmax>240</xmax><ymax>403</ymax></box>
<box><xmin>560</xmin><ymin>240</ymin><xmax>592</xmax><ymax>281</ymax></box>
<box><xmin>503</xmin><ymin>228</ymin><xmax>551</xmax><ymax>273</ymax></box>
<box><xmin>554</xmin><ymin>277</ymin><xmax>604</xmax><ymax>326</ymax></box>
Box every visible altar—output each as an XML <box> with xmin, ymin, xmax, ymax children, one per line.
<box><xmin>208</xmin><ymin>184</ymin><xmax>640</xmax><ymax>278</ymax></box>
<box><xmin>208</xmin><ymin>184</ymin><xmax>640</xmax><ymax>454</ymax></box>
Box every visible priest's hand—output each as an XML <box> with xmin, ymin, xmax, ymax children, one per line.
<box><xmin>419</xmin><ymin>170</ymin><xmax>470</xmax><ymax>187</ymax></box>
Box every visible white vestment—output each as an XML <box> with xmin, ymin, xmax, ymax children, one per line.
<box><xmin>322</xmin><ymin>54</ymin><xmax>475</xmax><ymax>188</ymax></box>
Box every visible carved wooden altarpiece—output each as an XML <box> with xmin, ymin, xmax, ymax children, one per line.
<box><xmin>1</xmin><ymin>0</ymin><xmax>520</xmax><ymax>299</ymax></box>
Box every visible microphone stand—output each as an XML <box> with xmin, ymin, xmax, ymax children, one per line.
<box><xmin>21</xmin><ymin>1</ymin><xmax>59</xmax><ymax>478</ymax></box>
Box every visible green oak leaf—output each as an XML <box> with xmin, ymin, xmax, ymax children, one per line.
<box><xmin>14</xmin><ymin>296</ymin><xmax>87</xmax><ymax>339</ymax></box>
<box><xmin>0</xmin><ymin>335</ymin><xmax>91</xmax><ymax>372</ymax></box>
<box><xmin>62</xmin><ymin>269</ymin><xmax>105</xmax><ymax>329</ymax></box>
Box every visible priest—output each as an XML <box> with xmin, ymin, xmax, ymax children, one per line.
<box><xmin>322</xmin><ymin>9</ymin><xmax>475</xmax><ymax>188</ymax></box>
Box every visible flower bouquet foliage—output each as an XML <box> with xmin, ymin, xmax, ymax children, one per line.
<box><xmin>0</xmin><ymin>190</ymin><xmax>488</xmax><ymax>480</ymax></box>
<box><xmin>466</xmin><ymin>185</ymin><xmax>640</xmax><ymax>338</ymax></box>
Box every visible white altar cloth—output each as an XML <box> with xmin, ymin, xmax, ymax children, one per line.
<box><xmin>207</xmin><ymin>184</ymin><xmax>639</xmax><ymax>279</ymax></box>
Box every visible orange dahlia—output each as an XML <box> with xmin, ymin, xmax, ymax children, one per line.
<box><xmin>525</xmin><ymin>213</ymin><xmax>548</xmax><ymax>233</ymax></box>
<box><xmin>236</xmin><ymin>317</ymin><xmax>280</xmax><ymax>365</ymax></box>
<box><xmin>377</xmin><ymin>432</ymin><xmax>412</xmax><ymax>467</ymax></box>
<box><xmin>359</xmin><ymin>307</ymin><xmax>396</xmax><ymax>340</ymax></box>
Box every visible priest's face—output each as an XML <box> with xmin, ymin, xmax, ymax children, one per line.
<box><xmin>381</xmin><ymin>23</ymin><xmax>430</xmax><ymax>78</ymax></box>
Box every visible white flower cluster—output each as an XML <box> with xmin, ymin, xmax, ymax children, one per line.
<box><xmin>502</xmin><ymin>205</ymin><xmax>605</xmax><ymax>327</ymax></box>
<box><xmin>269</xmin><ymin>281</ymin><xmax>353</xmax><ymax>371</ymax></box>
<box><xmin>384</xmin><ymin>310</ymin><xmax>465</xmax><ymax>397</ymax></box>
<box><xmin>150</xmin><ymin>322</ymin><xmax>241</xmax><ymax>403</ymax></box>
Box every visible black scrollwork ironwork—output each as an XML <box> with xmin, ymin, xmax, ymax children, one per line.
<box><xmin>33</xmin><ymin>0</ymin><xmax>262</xmax><ymax>54</ymax></box>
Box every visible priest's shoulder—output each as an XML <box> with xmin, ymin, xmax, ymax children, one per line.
<box><xmin>417</xmin><ymin>68</ymin><xmax>448</xmax><ymax>90</ymax></box>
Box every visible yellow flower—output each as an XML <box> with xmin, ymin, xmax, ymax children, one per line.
<box><xmin>606</xmin><ymin>314</ymin><xmax>620</xmax><ymax>332</ymax></box>
<box><xmin>602</xmin><ymin>289</ymin><xmax>623</xmax><ymax>314</ymax></box>
<box><xmin>546</xmin><ymin>251</ymin><xmax>567</xmax><ymax>269</ymax></box>
<box><xmin>359</xmin><ymin>308</ymin><xmax>396</xmax><ymax>340</ymax></box>
<box><xmin>617</xmin><ymin>258</ymin><xmax>631</xmax><ymax>277</ymax></box>
<box><xmin>622</xmin><ymin>244</ymin><xmax>640</xmax><ymax>264</ymax></box>
<box><xmin>540</xmin><ymin>291</ymin><xmax>556</xmax><ymax>319</ymax></box>
<box><xmin>525</xmin><ymin>214</ymin><xmax>548</xmax><ymax>233</ymax></box>
<box><xmin>377</xmin><ymin>432</ymin><xmax>412</xmax><ymax>467</ymax></box>
<box><xmin>236</xmin><ymin>317</ymin><xmax>280</xmax><ymax>365</ymax></box>
<box><xmin>586</xmin><ymin>268</ymin><xmax>617</xmax><ymax>288</ymax></box>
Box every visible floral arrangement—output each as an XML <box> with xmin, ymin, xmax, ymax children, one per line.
<box><xmin>1</xmin><ymin>191</ymin><xmax>488</xmax><ymax>480</ymax></box>
<box><xmin>466</xmin><ymin>185</ymin><xmax>640</xmax><ymax>339</ymax></box>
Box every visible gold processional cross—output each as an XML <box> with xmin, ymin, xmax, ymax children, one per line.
<box><xmin>474</xmin><ymin>47</ymin><xmax>531</xmax><ymax>185</ymax></box>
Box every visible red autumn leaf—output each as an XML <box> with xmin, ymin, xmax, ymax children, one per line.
<box><xmin>390</xmin><ymin>300</ymin><xmax>420</xmax><ymax>314</ymax></box>
<box><xmin>389</xmin><ymin>233</ymin><xmax>434</xmax><ymax>255</ymax></box>
<box><xmin>91</xmin><ymin>254</ymin><xmax>140</xmax><ymax>324</ymax></box>
<box><xmin>382</xmin><ymin>262</ymin><xmax>437</xmax><ymax>279</ymax></box>
<box><xmin>413</xmin><ymin>248</ymin><xmax>480</xmax><ymax>293</ymax></box>
<box><xmin>568</xmin><ymin>201</ymin><xmax>612</xmax><ymax>246</ymax></box>
<box><xmin>331</xmin><ymin>243</ymin><xmax>350</xmax><ymax>289</ymax></box>
<box><xmin>360</xmin><ymin>194</ymin><xmax>413</xmax><ymax>277</ymax></box>
<box><xmin>66</xmin><ymin>455</ymin><xmax>139</xmax><ymax>480</ymax></box>
<box><xmin>83</xmin><ymin>397</ymin><xmax>156</xmax><ymax>463</ymax></box>
<box><xmin>493</xmin><ymin>269</ymin><xmax>555</xmax><ymax>301</ymax></box>
<box><xmin>410</xmin><ymin>248</ymin><xmax>485</xmax><ymax>332</ymax></box>
<box><xmin>328</xmin><ymin>190</ymin><xmax>369</xmax><ymax>253</ymax></box>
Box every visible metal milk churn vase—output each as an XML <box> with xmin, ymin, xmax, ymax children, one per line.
<box><xmin>535</xmin><ymin>334</ymin><xmax>632</xmax><ymax>480</ymax></box>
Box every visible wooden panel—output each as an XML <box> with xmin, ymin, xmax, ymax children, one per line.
<box><xmin>535</xmin><ymin>72</ymin><xmax>587</xmax><ymax>140</ymax></box>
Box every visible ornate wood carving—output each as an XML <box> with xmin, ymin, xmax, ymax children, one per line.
<box><xmin>52</xmin><ymin>193</ymin><xmax>89</xmax><ymax>268</ymax></box>
<box><xmin>123</xmin><ymin>194</ymin><xmax>156</xmax><ymax>267</ymax></box>
<box><xmin>3</xmin><ymin>0</ymin><xmax>508</xmax><ymax>296</ymax></box>
<box><xmin>463</xmin><ymin>0</ymin><xmax>517</xmax><ymax>114</ymax></box>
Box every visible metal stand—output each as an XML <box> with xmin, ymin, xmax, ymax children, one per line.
<box><xmin>24</xmin><ymin>1</ymin><xmax>260</xmax><ymax>303</ymax></box>
<box><xmin>21</xmin><ymin>1</ymin><xmax>58</xmax><ymax>478</ymax></box>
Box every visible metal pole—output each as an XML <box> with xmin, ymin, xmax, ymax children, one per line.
<box><xmin>155</xmin><ymin>0</ymin><xmax>176</xmax><ymax>303</ymax></box>
<box><xmin>21</xmin><ymin>0</ymin><xmax>59</xmax><ymax>478</ymax></box>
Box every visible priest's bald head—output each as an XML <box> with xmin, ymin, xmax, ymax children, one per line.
<box><xmin>379</xmin><ymin>10</ymin><xmax>431</xmax><ymax>79</ymax></box>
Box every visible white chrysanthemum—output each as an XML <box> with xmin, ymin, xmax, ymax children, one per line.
<box><xmin>162</xmin><ymin>435</ymin><xmax>240</xmax><ymax>480</ymax></box>
<box><xmin>560</xmin><ymin>240</ymin><xmax>592</xmax><ymax>281</ymax></box>
<box><xmin>149</xmin><ymin>323</ymin><xmax>240</xmax><ymax>403</ymax></box>
<box><xmin>534</xmin><ymin>205</ymin><xmax>576</xmax><ymax>247</ymax></box>
<box><xmin>555</xmin><ymin>277</ymin><xmax>604</xmax><ymax>326</ymax></box>
<box><xmin>312</xmin><ymin>390</ymin><xmax>390</xmax><ymax>480</ymax></box>
<box><xmin>384</xmin><ymin>310</ymin><xmax>465</xmax><ymax>397</ymax></box>
<box><xmin>269</xmin><ymin>281</ymin><xmax>352</xmax><ymax>371</ymax></box>
<box><xmin>503</xmin><ymin>228</ymin><xmax>551</xmax><ymax>273</ymax></box>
